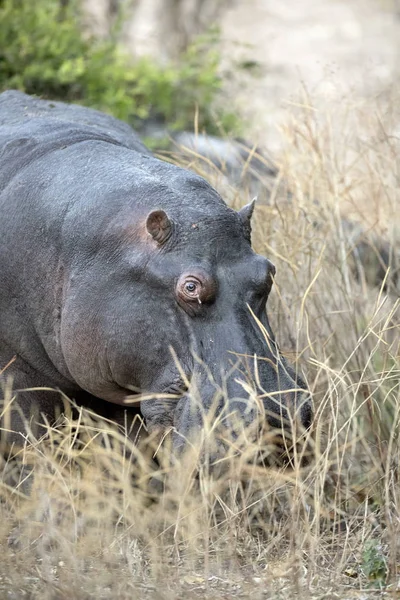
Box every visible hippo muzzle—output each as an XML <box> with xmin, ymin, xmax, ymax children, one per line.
<box><xmin>141</xmin><ymin>342</ymin><xmax>313</xmax><ymax>466</ymax></box>
<box><xmin>172</xmin><ymin>381</ymin><xmax>312</xmax><ymax>458</ymax></box>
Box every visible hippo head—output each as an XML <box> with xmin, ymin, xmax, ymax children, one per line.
<box><xmin>60</xmin><ymin>171</ymin><xmax>312</xmax><ymax>461</ymax></box>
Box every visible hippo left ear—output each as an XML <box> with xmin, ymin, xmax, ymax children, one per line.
<box><xmin>146</xmin><ymin>210</ymin><xmax>173</xmax><ymax>244</ymax></box>
<box><xmin>238</xmin><ymin>198</ymin><xmax>256</xmax><ymax>242</ymax></box>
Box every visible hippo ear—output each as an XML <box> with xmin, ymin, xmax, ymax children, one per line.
<box><xmin>146</xmin><ymin>210</ymin><xmax>173</xmax><ymax>244</ymax></box>
<box><xmin>238</xmin><ymin>198</ymin><xmax>256</xmax><ymax>241</ymax></box>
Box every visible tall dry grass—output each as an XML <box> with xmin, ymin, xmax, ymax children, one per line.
<box><xmin>1</xmin><ymin>93</ymin><xmax>399</xmax><ymax>599</ymax></box>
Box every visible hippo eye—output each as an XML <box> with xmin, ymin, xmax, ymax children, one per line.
<box><xmin>185</xmin><ymin>281</ymin><xmax>197</xmax><ymax>295</ymax></box>
<box><xmin>183</xmin><ymin>278</ymin><xmax>200</xmax><ymax>299</ymax></box>
<box><xmin>176</xmin><ymin>271</ymin><xmax>216</xmax><ymax>313</ymax></box>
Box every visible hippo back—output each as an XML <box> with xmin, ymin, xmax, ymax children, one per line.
<box><xmin>0</xmin><ymin>90</ymin><xmax>149</xmax><ymax>155</ymax></box>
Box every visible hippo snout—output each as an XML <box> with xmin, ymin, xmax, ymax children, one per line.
<box><xmin>169</xmin><ymin>380</ymin><xmax>313</xmax><ymax>465</ymax></box>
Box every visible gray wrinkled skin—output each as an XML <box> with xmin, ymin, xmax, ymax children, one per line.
<box><xmin>0</xmin><ymin>91</ymin><xmax>312</xmax><ymax>455</ymax></box>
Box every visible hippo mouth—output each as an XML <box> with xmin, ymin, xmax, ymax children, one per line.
<box><xmin>123</xmin><ymin>376</ymin><xmax>188</xmax><ymax>426</ymax></box>
<box><xmin>120</xmin><ymin>375</ymin><xmax>188</xmax><ymax>404</ymax></box>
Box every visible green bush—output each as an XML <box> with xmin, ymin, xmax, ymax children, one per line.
<box><xmin>0</xmin><ymin>0</ymin><xmax>240</xmax><ymax>135</ymax></box>
<box><xmin>361</xmin><ymin>539</ymin><xmax>388</xmax><ymax>588</ymax></box>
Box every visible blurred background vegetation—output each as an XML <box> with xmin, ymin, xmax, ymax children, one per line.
<box><xmin>0</xmin><ymin>0</ymin><xmax>241</xmax><ymax>143</ymax></box>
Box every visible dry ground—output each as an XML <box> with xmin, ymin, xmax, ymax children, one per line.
<box><xmin>0</xmin><ymin>91</ymin><xmax>399</xmax><ymax>598</ymax></box>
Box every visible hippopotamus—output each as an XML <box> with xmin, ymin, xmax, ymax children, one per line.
<box><xmin>0</xmin><ymin>90</ymin><xmax>312</xmax><ymax>456</ymax></box>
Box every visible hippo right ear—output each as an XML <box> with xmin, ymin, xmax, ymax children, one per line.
<box><xmin>146</xmin><ymin>210</ymin><xmax>173</xmax><ymax>244</ymax></box>
<box><xmin>238</xmin><ymin>198</ymin><xmax>256</xmax><ymax>242</ymax></box>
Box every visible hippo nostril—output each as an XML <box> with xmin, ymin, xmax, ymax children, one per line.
<box><xmin>300</xmin><ymin>398</ymin><xmax>313</xmax><ymax>431</ymax></box>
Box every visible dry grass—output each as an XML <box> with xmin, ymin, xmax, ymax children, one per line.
<box><xmin>1</xmin><ymin>93</ymin><xmax>399</xmax><ymax>599</ymax></box>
